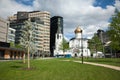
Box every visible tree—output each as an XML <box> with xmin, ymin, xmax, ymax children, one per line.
<box><xmin>108</xmin><ymin>10</ymin><xmax>120</xmax><ymax>51</ymax></box>
<box><xmin>30</xmin><ymin>42</ymin><xmax>38</xmax><ymax>59</ymax></box>
<box><xmin>10</xmin><ymin>42</ymin><xmax>23</xmax><ymax>49</ymax></box>
<box><xmin>20</xmin><ymin>20</ymin><xmax>34</xmax><ymax>69</ymax></box>
<box><xmin>88</xmin><ymin>33</ymin><xmax>103</xmax><ymax>54</ymax></box>
<box><xmin>10</xmin><ymin>42</ymin><xmax>15</xmax><ymax>48</ymax></box>
<box><xmin>59</xmin><ymin>38</ymin><xmax>69</xmax><ymax>52</ymax></box>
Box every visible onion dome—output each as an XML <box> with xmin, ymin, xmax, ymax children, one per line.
<box><xmin>74</xmin><ymin>26</ymin><xmax>82</xmax><ymax>33</ymax></box>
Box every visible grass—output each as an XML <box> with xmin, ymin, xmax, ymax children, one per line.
<box><xmin>0</xmin><ymin>59</ymin><xmax>120</xmax><ymax>80</ymax></box>
<box><xmin>83</xmin><ymin>58</ymin><xmax>120</xmax><ymax>67</ymax></box>
<box><xmin>56</xmin><ymin>58</ymin><xmax>120</xmax><ymax>67</ymax></box>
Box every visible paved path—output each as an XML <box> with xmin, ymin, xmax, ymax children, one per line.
<box><xmin>73</xmin><ymin>60</ymin><xmax>120</xmax><ymax>71</ymax></box>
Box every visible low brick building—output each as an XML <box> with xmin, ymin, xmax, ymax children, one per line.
<box><xmin>0</xmin><ymin>42</ymin><xmax>25</xmax><ymax>60</ymax></box>
<box><xmin>0</xmin><ymin>47</ymin><xmax>25</xmax><ymax>59</ymax></box>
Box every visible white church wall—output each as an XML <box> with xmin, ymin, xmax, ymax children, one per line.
<box><xmin>69</xmin><ymin>27</ymin><xmax>91</xmax><ymax>57</ymax></box>
<box><xmin>76</xmin><ymin>33</ymin><xmax>81</xmax><ymax>38</ymax></box>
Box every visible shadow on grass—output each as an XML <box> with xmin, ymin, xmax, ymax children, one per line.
<box><xmin>15</xmin><ymin>61</ymin><xmax>25</xmax><ymax>64</ymax></box>
<box><xmin>10</xmin><ymin>65</ymin><xmax>22</xmax><ymax>68</ymax></box>
<box><xmin>10</xmin><ymin>65</ymin><xmax>37</xmax><ymax>71</ymax></box>
<box><xmin>21</xmin><ymin>67</ymin><xmax>37</xmax><ymax>71</ymax></box>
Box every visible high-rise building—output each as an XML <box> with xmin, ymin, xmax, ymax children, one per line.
<box><xmin>50</xmin><ymin>16</ymin><xmax>63</xmax><ymax>56</ymax></box>
<box><xmin>7</xmin><ymin>27</ymin><xmax>16</xmax><ymax>43</ymax></box>
<box><xmin>8</xmin><ymin>11</ymin><xmax>50</xmax><ymax>56</ymax></box>
<box><xmin>0</xmin><ymin>17</ymin><xmax>9</xmax><ymax>42</ymax></box>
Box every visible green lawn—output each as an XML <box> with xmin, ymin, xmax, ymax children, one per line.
<box><xmin>83</xmin><ymin>58</ymin><xmax>120</xmax><ymax>67</ymax></box>
<box><xmin>57</xmin><ymin>58</ymin><xmax>120</xmax><ymax>67</ymax></box>
<box><xmin>0</xmin><ymin>59</ymin><xmax>120</xmax><ymax>80</ymax></box>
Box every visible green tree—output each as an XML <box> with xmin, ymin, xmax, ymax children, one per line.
<box><xmin>108</xmin><ymin>10</ymin><xmax>120</xmax><ymax>51</ymax></box>
<box><xmin>88</xmin><ymin>33</ymin><xmax>103</xmax><ymax>54</ymax></box>
<box><xmin>15</xmin><ymin>44</ymin><xmax>24</xmax><ymax>49</ymax></box>
<box><xmin>20</xmin><ymin>20</ymin><xmax>34</xmax><ymax>69</ymax></box>
<box><xmin>10</xmin><ymin>42</ymin><xmax>15</xmax><ymax>48</ymax></box>
<box><xmin>59</xmin><ymin>38</ymin><xmax>69</xmax><ymax>52</ymax></box>
<box><xmin>10</xmin><ymin>42</ymin><xmax>23</xmax><ymax>49</ymax></box>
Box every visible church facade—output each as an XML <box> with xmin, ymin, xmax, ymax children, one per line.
<box><xmin>69</xmin><ymin>26</ymin><xmax>91</xmax><ymax>57</ymax></box>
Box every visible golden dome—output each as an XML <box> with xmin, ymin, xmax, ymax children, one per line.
<box><xmin>74</xmin><ymin>26</ymin><xmax>82</xmax><ymax>33</ymax></box>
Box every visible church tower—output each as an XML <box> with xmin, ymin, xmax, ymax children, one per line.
<box><xmin>50</xmin><ymin>16</ymin><xmax>63</xmax><ymax>56</ymax></box>
<box><xmin>55</xmin><ymin>27</ymin><xmax>63</xmax><ymax>50</ymax></box>
<box><xmin>54</xmin><ymin>27</ymin><xmax>63</xmax><ymax>56</ymax></box>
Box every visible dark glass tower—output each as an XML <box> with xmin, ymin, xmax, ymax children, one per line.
<box><xmin>50</xmin><ymin>16</ymin><xmax>63</xmax><ymax>56</ymax></box>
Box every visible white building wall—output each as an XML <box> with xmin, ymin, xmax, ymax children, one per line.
<box><xmin>76</xmin><ymin>33</ymin><xmax>81</xmax><ymax>38</ymax></box>
<box><xmin>68</xmin><ymin>27</ymin><xmax>91</xmax><ymax>57</ymax></box>
<box><xmin>54</xmin><ymin>33</ymin><xmax>63</xmax><ymax>56</ymax></box>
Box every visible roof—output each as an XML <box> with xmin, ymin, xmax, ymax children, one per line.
<box><xmin>0</xmin><ymin>47</ymin><xmax>24</xmax><ymax>52</ymax></box>
<box><xmin>74</xmin><ymin>26</ymin><xmax>82</xmax><ymax>33</ymax></box>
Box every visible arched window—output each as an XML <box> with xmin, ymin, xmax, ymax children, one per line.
<box><xmin>57</xmin><ymin>34</ymin><xmax>59</xmax><ymax>39</ymax></box>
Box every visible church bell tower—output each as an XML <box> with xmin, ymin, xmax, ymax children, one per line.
<box><xmin>54</xmin><ymin>27</ymin><xmax>63</xmax><ymax>56</ymax></box>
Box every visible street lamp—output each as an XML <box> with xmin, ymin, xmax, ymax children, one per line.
<box><xmin>81</xmin><ymin>29</ymin><xmax>83</xmax><ymax>64</ymax></box>
<box><xmin>97</xmin><ymin>29</ymin><xmax>105</xmax><ymax>57</ymax></box>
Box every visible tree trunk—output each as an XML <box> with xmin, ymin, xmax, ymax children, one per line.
<box><xmin>23</xmin><ymin>53</ymin><xmax>25</xmax><ymax>63</ymax></box>
<box><xmin>27</xmin><ymin>46</ymin><xmax>30</xmax><ymax>69</ymax></box>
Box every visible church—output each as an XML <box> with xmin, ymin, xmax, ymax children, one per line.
<box><xmin>54</xmin><ymin>26</ymin><xmax>91</xmax><ymax>57</ymax></box>
<box><xmin>69</xmin><ymin>26</ymin><xmax>91</xmax><ymax>57</ymax></box>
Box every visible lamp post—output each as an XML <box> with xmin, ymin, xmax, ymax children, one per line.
<box><xmin>74</xmin><ymin>26</ymin><xmax>83</xmax><ymax>63</ymax></box>
<box><xmin>81</xmin><ymin>30</ymin><xmax>83</xmax><ymax>64</ymax></box>
<box><xmin>97</xmin><ymin>29</ymin><xmax>105</xmax><ymax>57</ymax></box>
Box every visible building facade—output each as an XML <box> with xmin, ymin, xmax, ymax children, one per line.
<box><xmin>0</xmin><ymin>46</ymin><xmax>25</xmax><ymax>60</ymax></box>
<box><xmin>0</xmin><ymin>17</ymin><xmax>25</xmax><ymax>60</ymax></box>
<box><xmin>50</xmin><ymin>16</ymin><xmax>63</xmax><ymax>56</ymax></box>
<box><xmin>0</xmin><ymin>17</ymin><xmax>9</xmax><ymax>42</ymax></box>
<box><xmin>69</xmin><ymin>26</ymin><xmax>91</xmax><ymax>57</ymax></box>
<box><xmin>8</xmin><ymin>11</ymin><xmax>50</xmax><ymax>56</ymax></box>
<box><xmin>7</xmin><ymin>27</ymin><xmax>16</xmax><ymax>43</ymax></box>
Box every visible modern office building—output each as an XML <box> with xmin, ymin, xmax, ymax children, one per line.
<box><xmin>0</xmin><ymin>17</ymin><xmax>9</xmax><ymax>42</ymax></box>
<box><xmin>50</xmin><ymin>16</ymin><xmax>63</xmax><ymax>56</ymax></box>
<box><xmin>8</xmin><ymin>11</ymin><xmax>50</xmax><ymax>56</ymax></box>
<box><xmin>7</xmin><ymin>27</ymin><xmax>16</xmax><ymax>43</ymax></box>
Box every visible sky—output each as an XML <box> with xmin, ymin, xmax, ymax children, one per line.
<box><xmin>0</xmin><ymin>0</ymin><xmax>120</xmax><ymax>40</ymax></box>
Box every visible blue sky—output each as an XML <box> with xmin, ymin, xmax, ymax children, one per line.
<box><xmin>15</xmin><ymin>0</ymin><xmax>115</xmax><ymax>8</ymax></box>
<box><xmin>15</xmin><ymin>0</ymin><xmax>34</xmax><ymax>6</ymax></box>
<box><xmin>0</xmin><ymin>0</ymin><xmax>119</xmax><ymax>40</ymax></box>
<box><xmin>93</xmin><ymin>0</ymin><xmax>115</xmax><ymax>8</ymax></box>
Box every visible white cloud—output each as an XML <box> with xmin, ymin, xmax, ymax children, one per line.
<box><xmin>45</xmin><ymin>0</ymin><xmax>115</xmax><ymax>39</ymax></box>
<box><xmin>0</xmin><ymin>0</ymin><xmax>117</xmax><ymax>40</ymax></box>
<box><xmin>115</xmin><ymin>0</ymin><xmax>120</xmax><ymax>11</ymax></box>
<box><xmin>0</xmin><ymin>0</ymin><xmax>32</xmax><ymax>19</ymax></box>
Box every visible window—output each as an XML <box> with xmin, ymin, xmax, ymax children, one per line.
<box><xmin>57</xmin><ymin>34</ymin><xmax>59</xmax><ymax>39</ymax></box>
<box><xmin>11</xmin><ymin>30</ymin><xmax>14</xmax><ymax>34</ymax></box>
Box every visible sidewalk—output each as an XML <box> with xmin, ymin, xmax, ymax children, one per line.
<box><xmin>73</xmin><ymin>60</ymin><xmax>120</xmax><ymax>71</ymax></box>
